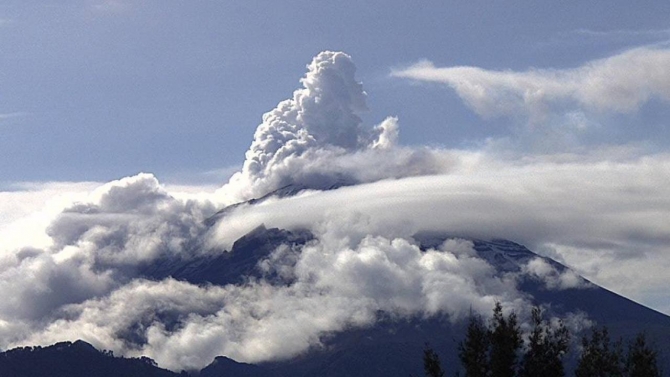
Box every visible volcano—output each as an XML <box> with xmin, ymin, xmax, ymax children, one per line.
<box><xmin>1</xmin><ymin>50</ymin><xmax>669</xmax><ymax>376</ymax></box>
<box><xmin>2</xmin><ymin>200</ymin><xmax>669</xmax><ymax>376</ymax></box>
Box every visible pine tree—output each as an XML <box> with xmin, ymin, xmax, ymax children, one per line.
<box><xmin>519</xmin><ymin>306</ymin><xmax>569</xmax><ymax>377</ymax></box>
<box><xmin>423</xmin><ymin>344</ymin><xmax>446</xmax><ymax>377</ymax></box>
<box><xmin>489</xmin><ymin>302</ymin><xmax>522</xmax><ymax>377</ymax></box>
<box><xmin>624</xmin><ymin>333</ymin><xmax>661</xmax><ymax>377</ymax></box>
<box><xmin>575</xmin><ymin>326</ymin><xmax>624</xmax><ymax>377</ymax></box>
<box><xmin>458</xmin><ymin>312</ymin><xmax>490</xmax><ymax>377</ymax></box>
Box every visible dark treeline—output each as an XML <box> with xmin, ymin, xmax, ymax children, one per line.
<box><xmin>423</xmin><ymin>303</ymin><xmax>662</xmax><ymax>377</ymax></box>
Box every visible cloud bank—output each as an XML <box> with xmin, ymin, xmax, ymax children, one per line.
<box><xmin>16</xmin><ymin>234</ymin><xmax>529</xmax><ymax>371</ymax></box>
<box><xmin>1</xmin><ymin>49</ymin><xmax>669</xmax><ymax>370</ymax></box>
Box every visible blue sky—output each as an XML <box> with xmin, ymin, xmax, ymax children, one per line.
<box><xmin>2</xmin><ymin>1</ymin><xmax>669</xmax><ymax>184</ymax></box>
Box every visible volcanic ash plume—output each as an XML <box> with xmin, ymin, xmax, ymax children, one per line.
<box><xmin>220</xmin><ymin>51</ymin><xmax>438</xmax><ymax>201</ymax></box>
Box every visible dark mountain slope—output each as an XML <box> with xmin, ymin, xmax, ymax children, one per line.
<box><xmin>0</xmin><ymin>340</ymin><xmax>181</xmax><ymax>377</ymax></box>
<box><xmin>140</xmin><ymin>225</ymin><xmax>312</xmax><ymax>286</ymax></box>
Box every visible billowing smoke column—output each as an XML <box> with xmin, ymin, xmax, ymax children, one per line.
<box><xmin>221</xmin><ymin>51</ymin><xmax>431</xmax><ymax>201</ymax></box>
<box><xmin>247</xmin><ymin>51</ymin><xmax>368</xmax><ymax>160</ymax></box>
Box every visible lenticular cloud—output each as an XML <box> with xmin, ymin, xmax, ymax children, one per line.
<box><xmin>1</xmin><ymin>50</ymin><xmax>669</xmax><ymax>371</ymax></box>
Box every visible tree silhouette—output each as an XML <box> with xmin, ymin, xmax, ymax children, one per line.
<box><xmin>489</xmin><ymin>302</ymin><xmax>522</xmax><ymax>377</ymax></box>
<box><xmin>457</xmin><ymin>303</ymin><xmax>521</xmax><ymax>377</ymax></box>
<box><xmin>432</xmin><ymin>303</ymin><xmax>662</xmax><ymax>377</ymax></box>
<box><xmin>458</xmin><ymin>312</ymin><xmax>490</xmax><ymax>377</ymax></box>
<box><xmin>625</xmin><ymin>333</ymin><xmax>661</xmax><ymax>377</ymax></box>
<box><xmin>520</xmin><ymin>306</ymin><xmax>570</xmax><ymax>377</ymax></box>
<box><xmin>575</xmin><ymin>326</ymin><xmax>624</xmax><ymax>377</ymax></box>
<box><xmin>423</xmin><ymin>343</ymin><xmax>446</xmax><ymax>377</ymax></box>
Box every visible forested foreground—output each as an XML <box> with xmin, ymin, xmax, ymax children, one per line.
<box><xmin>422</xmin><ymin>303</ymin><xmax>663</xmax><ymax>377</ymax></box>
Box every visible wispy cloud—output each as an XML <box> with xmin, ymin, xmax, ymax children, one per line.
<box><xmin>0</xmin><ymin>112</ymin><xmax>29</xmax><ymax>122</ymax></box>
<box><xmin>567</xmin><ymin>28</ymin><xmax>670</xmax><ymax>45</ymax></box>
<box><xmin>89</xmin><ymin>0</ymin><xmax>131</xmax><ymax>14</ymax></box>
<box><xmin>391</xmin><ymin>47</ymin><xmax>670</xmax><ymax>122</ymax></box>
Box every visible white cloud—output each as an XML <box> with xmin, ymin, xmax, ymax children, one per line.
<box><xmin>0</xmin><ymin>175</ymin><xmax>218</xmax><ymax>325</ymax></box>
<box><xmin>392</xmin><ymin>47</ymin><xmax>670</xmax><ymax>121</ymax></box>
<box><xmin>522</xmin><ymin>258</ymin><xmax>591</xmax><ymax>290</ymax></box>
<box><xmin>0</xmin><ymin>181</ymin><xmax>101</xmax><ymax>253</ymax></box>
